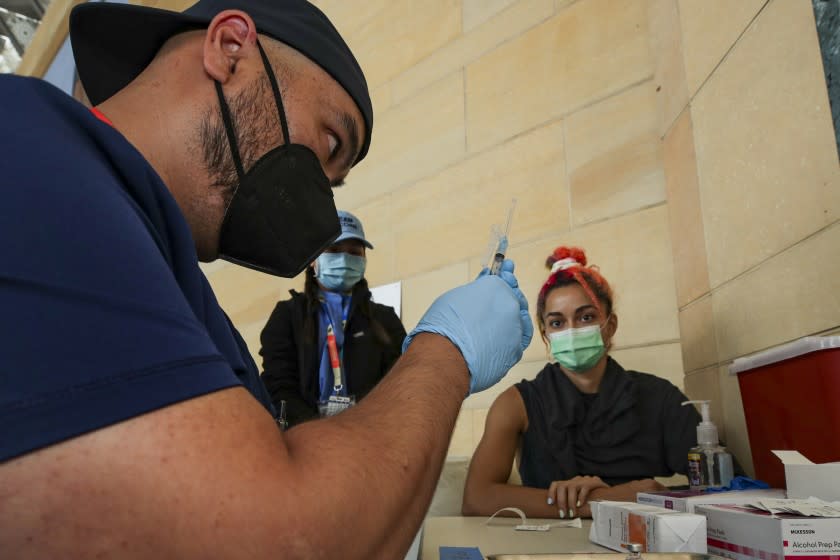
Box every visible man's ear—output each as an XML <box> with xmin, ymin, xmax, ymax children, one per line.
<box><xmin>203</xmin><ymin>10</ymin><xmax>258</xmax><ymax>84</ymax></box>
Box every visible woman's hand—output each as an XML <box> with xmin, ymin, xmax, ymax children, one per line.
<box><xmin>547</xmin><ymin>475</ymin><xmax>610</xmax><ymax>518</ymax></box>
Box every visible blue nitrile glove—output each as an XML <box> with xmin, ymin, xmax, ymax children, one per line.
<box><xmin>705</xmin><ymin>476</ymin><xmax>770</xmax><ymax>493</ymax></box>
<box><xmin>477</xmin><ymin>259</ymin><xmax>533</xmax><ymax>354</ymax></box>
<box><xmin>402</xmin><ymin>259</ymin><xmax>534</xmax><ymax>394</ymax></box>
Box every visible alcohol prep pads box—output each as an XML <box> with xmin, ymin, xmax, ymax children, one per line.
<box><xmin>698</xmin><ymin>504</ymin><xmax>840</xmax><ymax>560</ymax></box>
<box><xmin>589</xmin><ymin>501</ymin><xmax>707</xmax><ymax>553</ymax></box>
<box><xmin>636</xmin><ymin>488</ymin><xmax>786</xmax><ymax>513</ymax></box>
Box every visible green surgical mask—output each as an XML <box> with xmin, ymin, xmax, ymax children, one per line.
<box><xmin>548</xmin><ymin>324</ymin><xmax>607</xmax><ymax>373</ymax></box>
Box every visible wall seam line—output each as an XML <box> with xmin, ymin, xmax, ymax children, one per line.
<box><xmin>684</xmin><ymin>0</ymin><xmax>772</xmax><ymax>109</ymax></box>
<box><xmin>707</xmin><ymin>218</ymin><xmax>840</xmax><ymax>293</ymax></box>
<box><xmin>389</xmin><ymin>1</ymin><xmax>558</xmax><ymax>105</ymax></box>
<box><xmin>360</xmin><ymin>76</ymin><xmax>659</xmax><ymax>208</ymax></box>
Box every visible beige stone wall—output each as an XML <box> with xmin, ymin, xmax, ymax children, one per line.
<box><xmin>651</xmin><ymin>0</ymin><xmax>840</xmax><ymax>476</ymax></box>
<box><xmin>202</xmin><ymin>0</ymin><xmax>839</xmax><ymax>471</ymax></box>
<box><xmin>204</xmin><ymin>0</ymin><xmax>683</xmax><ymax>458</ymax></box>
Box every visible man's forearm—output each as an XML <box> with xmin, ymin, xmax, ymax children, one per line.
<box><xmin>282</xmin><ymin>333</ymin><xmax>469</xmax><ymax>557</ymax></box>
<box><xmin>0</xmin><ymin>335</ymin><xmax>469</xmax><ymax>560</ymax></box>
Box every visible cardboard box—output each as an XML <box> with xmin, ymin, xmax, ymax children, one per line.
<box><xmin>772</xmin><ymin>450</ymin><xmax>840</xmax><ymax>501</ymax></box>
<box><xmin>636</xmin><ymin>488</ymin><xmax>786</xmax><ymax>513</ymax></box>
<box><xmin>589</xmin><ymin>501</ymin><xmax>707</xmax><ymax>553</ymax></box>
<box><xmin>698</xmin><ymin>504</ymin><xmax>840</xmax><ymax>560</ymax></box>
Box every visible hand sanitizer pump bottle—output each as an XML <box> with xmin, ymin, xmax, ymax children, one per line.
<box><xmin>682</xmin><ymin>400</ymin><xmax>734</xmax><ymax>490</ymax></box>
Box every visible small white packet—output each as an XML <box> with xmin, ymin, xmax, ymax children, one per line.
<box><xmin>485</xmin><ymin>507</ymin><xmax>583</xmax><ymax>531</ymax></box>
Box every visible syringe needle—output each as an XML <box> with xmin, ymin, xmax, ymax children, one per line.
<box><xmin>503</xmin><ymin>198</ymin><xmax>517</xmax><ymax>238</ymax></box>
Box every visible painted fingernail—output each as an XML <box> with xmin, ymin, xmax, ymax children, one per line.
<box><xmin>569</xmin><ymin>509</ymin><xmax>575</xmax><ymax>518</ymax></box>
<box><xmin>576</xmin><ymin>500</ymin><xmax>581</xmax><ymax>508</ymax></box>
<box><xmin>547</xmin><ymin>497</ymin><xmax>554</xmax><ymax>505</ymax></box>
<box><xmin>559</xmin><ymin>510</ymin><xmax>565</xmax><ymax>519</ymax></box>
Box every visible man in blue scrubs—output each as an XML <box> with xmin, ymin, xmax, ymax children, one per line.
<box><xmin>0</xmin><ymin>0</ymin><xmax>532</xmax><ymax>557</ymax></box>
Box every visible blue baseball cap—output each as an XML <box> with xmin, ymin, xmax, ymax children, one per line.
<box><xmin>335</xmin><ymin>210</ymin><xmax>373</xmax><ymax>249</ymax></box>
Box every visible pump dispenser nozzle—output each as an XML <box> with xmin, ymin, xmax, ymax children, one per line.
<box><xmin>682</xmin><ymin>400</ymin><xmax>719</xmax><ymax>446</ymax></box>
<box><xmin>683</xmin><ymin>400</ymin><xmax>733</xmax><ymax>490</ymax></box>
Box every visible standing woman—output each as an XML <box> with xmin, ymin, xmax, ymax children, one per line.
<box><xmin>462</xmin><ymin>246</ymin><xmax>702</xmax><ymax>519</ymax></box>
<box><xmin>260</xmin><ymin>211</ymin><xmax>406</xmax><ymax>428</ymax></box>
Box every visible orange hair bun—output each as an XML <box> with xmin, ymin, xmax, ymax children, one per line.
<box><xmin>545</xmin><ymin>246</ymin><xmax>588</xmax><ymax>270</ymax></box>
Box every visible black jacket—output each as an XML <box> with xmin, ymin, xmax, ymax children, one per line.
<box><xmin>516</xmin><ymin>358</ymin><xmax>701</xmax><ymax>487</ymax></box>
<box><xmin>259</xmin><ymin>283</ymin><xmax>406</xmax><ymax>427</ymax></box>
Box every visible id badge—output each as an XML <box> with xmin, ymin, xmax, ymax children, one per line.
<box><xmin>320</xmin><ymin>394</ymin><xmax>356</xmax><ymax>418</ymax></box>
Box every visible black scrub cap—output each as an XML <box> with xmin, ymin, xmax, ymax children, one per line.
<box><xmin>70</xmin><ymin>0</ymin><xmax>372</xmax><ymax>164</ymax></box>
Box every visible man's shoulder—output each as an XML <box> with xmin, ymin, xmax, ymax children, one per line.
<box><xmin>2</xmin><ymin>77</ymin><xmax>114</xmax><ymax>178</ymax></box>
<box><xmin>0</xmin><ymin>76</ymin><xmax>189</xmax><ymax>306</ymax></box>
<box><xmin>0</xmin><ymin>74</ymin><xmax>56</xmax><ymax>98</ymax></box>
<box><xmin>2</xmin><ymin>77</ymin><xmax>165</xmax><ymax>225</ymax></box>
<box><xmin>0</xmin><ymin>75</ymin><xmax>84</xmax><ymax>130</ymax></box>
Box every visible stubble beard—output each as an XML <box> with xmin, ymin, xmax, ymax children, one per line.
<box><xmin>194</xmin><ymin>75</ymin><xmax>279</xmax><ymax>259</ymax></box>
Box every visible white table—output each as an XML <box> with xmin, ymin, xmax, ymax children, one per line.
<box><xmin>421</xmin><ymin>517</ymin><xmax>612</xmax><ymax>559</ymax></box>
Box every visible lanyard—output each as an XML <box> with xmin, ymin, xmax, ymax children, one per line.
<box><xmin>322</xmin><ymin>297</ymin><xmax>350</xmax><ymax>394</ymax></box>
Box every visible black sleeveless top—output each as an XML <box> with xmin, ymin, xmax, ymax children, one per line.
<box><xmin>515</xmin><ymin>358</ymin><xmax>700</xmax><ymax>487</ymax></box>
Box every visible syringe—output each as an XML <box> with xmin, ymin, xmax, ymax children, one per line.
<box><xmin>487</xmin><ymin>199</ymin><xmax>517</xmax><ymax>275</ymax></box>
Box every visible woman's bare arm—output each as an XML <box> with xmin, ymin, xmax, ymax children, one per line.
<box><xmin>462</xmin><ymin>387</ymin><xmax>564</xmax><ymax>518</ymax></box>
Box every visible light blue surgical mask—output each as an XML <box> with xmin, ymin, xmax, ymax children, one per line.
<box><xmin>316</xmin><ymin>252</ymin><xmax>366</xmax><ymax>292</ymax></box>
<box><xmin>548</xmin><ymin>323</ymin><xmax>607</xmax><ymax>373</ymax></box>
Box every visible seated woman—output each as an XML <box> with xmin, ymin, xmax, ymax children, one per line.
<box><xmin>259</xmin><ymin>210</ymin><xmax>406</xmax><ymax>428</ymax></box>
<box><xmin>462</xmin><ymin>246</ymin><xmax>701</xmax><ymax>519</ymax></box>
